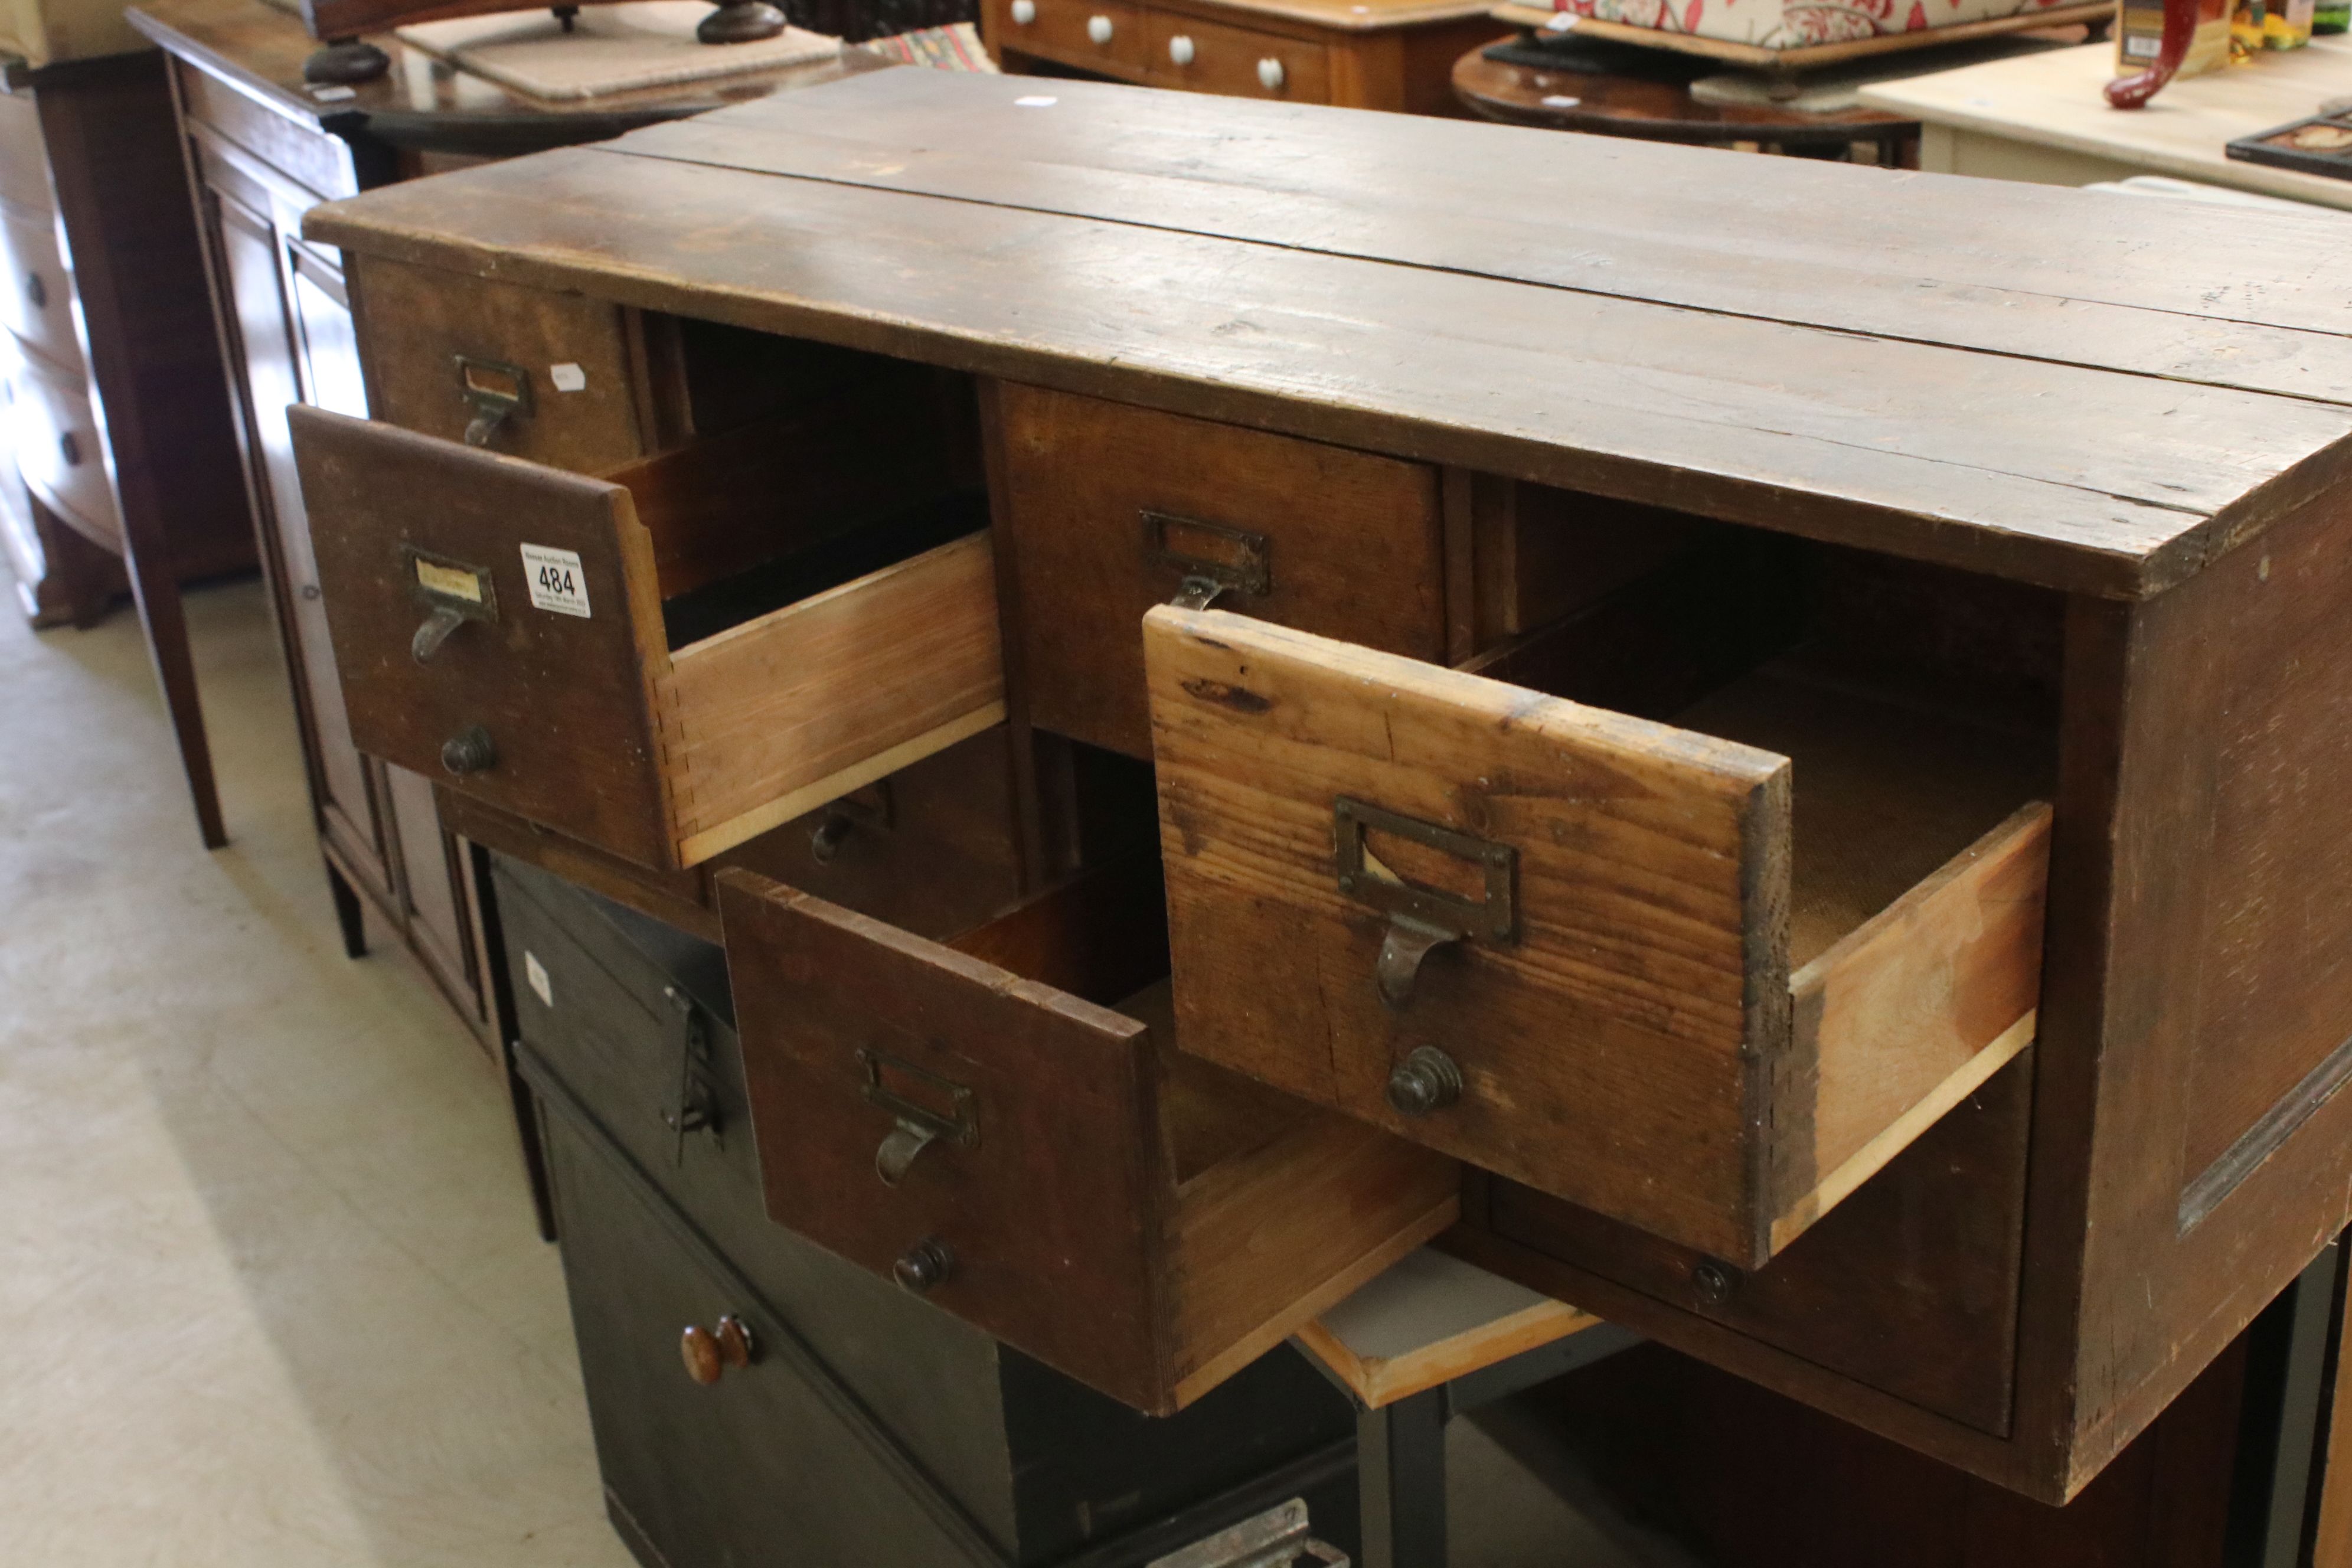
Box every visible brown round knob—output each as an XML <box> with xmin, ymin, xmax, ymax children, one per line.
<box><xmin>680</xmin><ymin>1314</ymin><xmax>756</xmax><ymax>1385</ymax></box>
<box><xmin>893</xmin><ymin>1238</ymin><xmax>954</xmax><ymax>1295</ymax></box>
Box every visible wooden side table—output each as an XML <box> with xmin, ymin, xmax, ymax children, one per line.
<box><xmin>982</xmin><ymin>0</ymin><xmax>1507</xmax><ymax>115</ymax></box>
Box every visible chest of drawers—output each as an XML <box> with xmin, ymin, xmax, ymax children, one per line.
<box><xmin>291</xmin><ymin>67</ymin><xmax>2352</xmax><ymax>1505</ymax></box>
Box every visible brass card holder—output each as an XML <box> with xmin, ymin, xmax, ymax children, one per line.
<box><xmin>1142</xmin><ymin>509</ymin><xmax>1271</xmax><ymax>611</ymax></box>
<box><xmin>402</xmin><ymin>544</ymin><xmax>498</xmax><ymax>664</ymax></box>
<box><xmin>859</xmin><ymin>1047</ymin><xmax>979</xmax><ymax>1186</ymax></box>
<box><xmin>1333</xmin><ymin>796</ymin><xmax>1518</xmax><ymax>1010</ymax></box>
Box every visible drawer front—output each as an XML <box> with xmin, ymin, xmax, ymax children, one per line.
<box><xmin>0</xmin><ymin>93</ymin><xmax>49</xmax><ymax>217</ymax></box>
<box><xmin>1146</xmin><ymin>13</ymin><xmax>1331</xmax><ymax>103</ymax></box>
<box><xmin>290</xmin><ymin>404</ymin><xmax>677</xmax><ymax>868</ymax></box>
<box><xmin>534</xmin><ymin>1102</ymin><xmax>988</xmax><ymax>1568</ymax></box>
<box><xmin>174</xmin><ymin>58</ymin><xmax>358</xmax><ymax>202</ymax></box>
<box><xmin>991</xmin><ymin>383</ymin><xmax>1444</xmax><ymax>759</ymax></box>
<box><xmin>349</xmin><ymin>254</ymin><xmax>648</xmax><ymax>475</ymax></box>
<box><xmin>0</xmin><ymin>210</ymin><xmax>76</xmax><ymax>373</ymax></box>
<box><xmin>12</xmin><ymin>354</ymin><xmax>114</xmax><ymax>542</ymax></box>
<box><xmin>988</xmin><ymin>0</ymin><xmax>1151</xmax><ymax>73</ymax></box>
<box><xmin>717</xmin><ymin>871</ymin><xmax>1167</xmax><ymax>1409</ymax></box>
<box><xmin>1144</xmin><ymin>605</ymin><xmax>2047</xmax><ymax>1269</ymax></box>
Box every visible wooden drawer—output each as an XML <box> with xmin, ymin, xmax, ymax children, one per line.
<box><xmin>290</xmin><ymin>404</ymin><xmax>1005</xmax><ymax>873</ymax></box>
<box><xmin>1145</xmin><ymin>12</ymin><xmax>1331</xmax><ymax>103</ymax></box>
<box><xmin>446</xmin><ymin>727</ymin><xmax>1030</xmax><ymax>945</ymax></box>
<box><xmin>1143</xmin><ymin>605</ymin><xmax>2053</xmax><ymax>1271</ymax></box>
<box><xmin>0</xmin><ymin>93</ymin><xmax>50</xmax><ymax>217</ymax></box>
<box><xmin>0</xmin><ymin>209</ymin><xmax>77</xmax><ymax>374</ymax></box>
<box><xmin>349</xmin><ymin>256</ymin><xmax>649</xmax><ymax>474</ymax></box>
<box><xmin>11</xmin><ymin>353</ymin><xmax>113</xmax><ymax>543</ymax></box>
<box><xmin>985</xmin><ymin>0</ymin><xmax>1151</xmax><ymax>75</ymax></box>
<box><xmin>989</xmin><ymin>382</ymin><xmax>1444</xmax><ymax>759</ymax></box>
<box><xmin>716</xmin><ymin>860</ymin><xmax>1459</xmax><ymax>1415</ymax></box>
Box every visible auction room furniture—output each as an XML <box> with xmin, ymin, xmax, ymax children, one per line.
<box><xmin>1449</xmin><ymin>32</ymin><xmax>1920</xmax><ymax>160</ymax></box>
<box><xmin>0</xmin><ymin>40</ymin><xmax>256</xmax><ymax>845</ymax></box>
<box><xmin>1856</xmin><ymin>33</ymin><xmax>2352</xmax><ymax>207</ymax></box>
<box><xmin>494</xmin><ymin>852</ymin><xmax>1366</xmax><ymax>1568</ymax></box>
<box><xmin>129</xmin><ymin>0</ymin><xmax>891</xmax><ymax>1047</ymax></box>
<box><xmin>981</xmin><ymin>0</ymin><xmax>1501</xmax><ymax>115</ymax></box>
<box><xmin>286</xmin><ymin>66</ymin><xmax>2352</xmax><ymax>1508</ymax></box>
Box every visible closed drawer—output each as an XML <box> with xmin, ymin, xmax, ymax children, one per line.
<box><xmin>0</xmin><ymin>209</ymin><xmax>77</xmax><ymax>373</ymax></box>
<box><xmin>1144</xmin><ymin>604</ymin><xmax>2053</xmax><ymax>1271</ymax></box>
<box><xmin>716</xmin><ymin>859</ymin><xmax>1459</xmax><ymax>1416</ymax></box>
<box><xmin>348</xmin><ymin>256</ymin><xmax>648</xmax><ymax>473</ymax></box>
<box><xmin>291</xmin><ymin>404</ymin><xmax>1005</xmax><ymax>873</ymax></box>
<box><xmin>11</xmin><ymin>354</ymin><xmax>113</xmax><ymax>543</ymax></box>
<box><xmin>986</xmin><ymin>0</ymin><xmax>1150</xmax><ymax>74</ymax></box>
<box><xmin>0</xmin><ymin>93</ymin><xmax>50</xmax><ymax>217</ymax></box>
<box><xmin>990</xmin><ymin>381</ymin><xmax>1444</xmax><ymax>759</ymax></box>
<box><xmin>1146</xmin><ymin>13</ymin><xmax>1330</xmax><ymax>102</ymax></box>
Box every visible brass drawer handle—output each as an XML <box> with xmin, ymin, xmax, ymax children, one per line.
<box><xmin>893</xmin><ymin>1239</ymin><xmax>955</xmax><ymax>1294</ymax></box>
<box><xmin>1333</xmin><ymin>797</ymin><xmax>1518</xmax><ymax>1008</ymax></box>
<box><xmin>440</xmin><ymin>724</ymin><xmax>496</xmax><ymax>775</ymax></box>
<box><xmin>455</xmin><ymin>353</ymin><xmax>531</xmax><ymax>448</ymax></box>
<box><xmin>680</xmin><ymin>1314</ymin><xmax>757</xmax><ymax>1385</ymax></box>
<box><xmin>1142</xmin><ymin>509</ymin><xmax>1270</xmax><ymax>611</ymax></box>
<box><xmin>1386</xmin><ymin>1046</ymin><xmax>1463</xmax><ymax>1118</ymax></box>
<box><xmin>860</xmin><ymin>1047</ymin><xmax>978</xmax><ymax>1188</ymax></box>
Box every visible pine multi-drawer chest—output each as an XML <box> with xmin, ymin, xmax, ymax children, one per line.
<box><xmin>289</xmin><ymin>66</ymin><xmax>2352</xmax><ymax>1505</ymax></box>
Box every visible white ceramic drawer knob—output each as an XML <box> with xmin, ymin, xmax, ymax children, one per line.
<box><xmin>1256</xmin><ymin>55</ymin><xmax>1285</xmax><ymax>89</ymax></box>
<box><xmin>1168</xmin><ymin>32</ymin><xmax>1194</xmax><ymax>63</ymax></box>
<box><xmin>1087</xmin><ymin>12</ymin><xmax>1113</xmax><ymax>42</ymax></box>
<box><xmin>1010</xmin><ymin>0</ymin><xmax>1034</xmax><ymax>21</ymax></box>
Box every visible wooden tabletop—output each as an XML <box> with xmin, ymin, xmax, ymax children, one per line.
<box><xmin>1164</xmin><ymin>0</ymin><xmax>1498</xmax><ymax>35</ymax></box>
<box><xmin>126</xmin><ymin>0</ymin><xmax>889</xmax><ymax>149</ymax></box>
<box><xmin>306</xmin><ymin>67</ymin><xmax>2352</xmax><ymax>600</ymax></box>
<box><xmin>1857</xmin><ymin>35</ymin><xmax>2352</xmax><ymax>210</ymax></box>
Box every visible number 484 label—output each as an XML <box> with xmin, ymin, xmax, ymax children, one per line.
<box><xmin>520</xmin><ymin>544</ymin><xmax>592</xmax><ymax>618</ymax></box>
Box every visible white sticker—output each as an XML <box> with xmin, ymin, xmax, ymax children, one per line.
<box><xmin>1014</xmin><ymin>94</ymin><xmax>1058</xmax><ymax>107</ymax></box>
<box><xmin>525</xmin><ymin>951</ymin><xmax>553</xmax><ymax>1008</ymax></box>
<box><xmin>521</xmin><ymin>544</ymin><xmax>592</xmax><ymax>618</ymax></box>
<box><xmin>1545</xmin><ymin>11</ymin><xmax>1576</xmax><ymax>28</ymax></box>
<box><xmin>549</xmin><ymin>362</ymin><xmax>587</xmax><ymax>393</ymax></box>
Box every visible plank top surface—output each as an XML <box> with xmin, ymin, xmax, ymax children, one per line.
<box><xmin>1859</xmin><ymin>36</ymin><xmax>2352</xmax><ymax>213</ymax></box>
<box><xmin>306</xmin><ymin>67</ymin><xmax>2352</xmax><ymax>597</ymax></box>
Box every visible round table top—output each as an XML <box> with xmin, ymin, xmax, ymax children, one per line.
<box><xmin>1453</xmin><ymin>35</ymin><xmax>1917</xmax><ymax>146</ymax></box>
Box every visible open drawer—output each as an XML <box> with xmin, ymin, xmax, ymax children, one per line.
<box><xmin>1143</xmin><ymin>605</ymin><xmax>2052</xmax><ymax>1270</ymax></box>
<box><xmin>289</xmin><ymin>404</ymin><xmax>1004</xmax><ymax>872</ymax></box>
<box><xmin>714</xmin><ymin>861</ymin><xmax>1459</xmax><ymax>1415</ymax></box>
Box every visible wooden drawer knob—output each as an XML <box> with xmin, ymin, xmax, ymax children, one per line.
<box><xmin>439</xmin><ymin>724</ymin><xmax>497</xmax><ymax>775</ymax></box>
<box><xmin>893</xmin><ymin>1238</ymin><xmax>955</xmax><ymax>1294</ymax></box>
<box><xmin>1256</xmin><ymin>55</ymin><xmax>1285</xmax><ymax>90</ymax></box>
<box><xmin>679</xmin><ymin>1314</ymin><xmax>757</xmax><ymax>1386</ymax></box>
<box><xmin>1168</xmin><ymin>32</ymin><xmax>1194</xmax><ymax>63</ymax></box>
<box><xmin>1086</xmin><ymin>12</ymin><xmax>1113</xmax><ymax>42</ymax></box>
<box><xmin>1010</xmin><ymin>0</ymin><xmax>1034</xmax><ymax>20</ymax></box>
<box><xmin>1386</xmin><ymin>1046</ymin><xmax>1462</xmax><ymax>1117</ymax></box>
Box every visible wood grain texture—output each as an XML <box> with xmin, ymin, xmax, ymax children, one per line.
<box><xmin>988</xmin><ymin>380</ymin><xmax>1443</xmax><ymax>758</ymax></box>
<box><xmin>299</xmin><ymin>122</ymin><xmax>2352</xmax><ymax>600</ymax></box>
<box><xmin>715</xmin><ymin>870</ymin><xmax>1458</xmax><ymax>1415</ymax></box>
<box><xmin>1148</xmin><ymin>606</ymin><xmax>2048</xmax><ymax>1268</ymax></box>
<box><xmin>1293</xmin><ymin>1247</ymin><xmax>1598</xmax><ymax>1409</ymax></box>
<box><xmin>665</xmin><ymin>532</ymin><xmax>1005</xmax><ymax>859</ymax></box>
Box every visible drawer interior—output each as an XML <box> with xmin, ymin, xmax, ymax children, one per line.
<box><xmin>718</xmin><ymin>854</ymin><xmax>1456</xmax><ymax>1415</ymax></box>
<box><xmin>1148</xmin><ymin>517</ymin><xmax>2060</xmax><ymax>1268</ymax></box>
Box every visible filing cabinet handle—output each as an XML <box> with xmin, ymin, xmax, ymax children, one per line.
<box><xmin>1385</xmin><ymin>1046</ymin><xmax>1463</xmax><ymax>1118</ymax></box>
<box><xmin>454</xmin><ymin>353</ymin><xmax>532</xmax><ymax>449</ymax></box>
<box><xmin>1332</xmin><ymin>798</ymin><xmax>1518</xmax><ymax>1008</ymax></box>
<box><xmin>1086</xmin><ymin>11</ymin><xmax>1113</xmax><ymax>41</ymax></box>
<box><xmin>439</xmin><ymin>725</ymin><xmax>498</xmax><ymax>775</ymax></box>
<box><xmin>1142</xmin><ymin>509</ymin><xmax>1270</xmax><ymax>609</ymax></box>
<box><xmin>680</xmin><ymin>1314</ymin><xmax>757</xmax><ymax>1385</ymax></box>
<box><xmin>22</xmin><ymin>271</ymin><xmax>43</xmax><ymax>310</ymax></box>
<box><xmin>411</xmin><ymin>604</ymin><xmax>466</xmax><ymax>664</ymax></box>
<box><xmin>875</xmin><ymin>1118</ymin><xmax>939</xmax><ymax>1185</ymax></box>
<box><xmin>1149</xmin><ymin>1498</ymin><xmax>1350</xmax><ymax>1568</ymax></box>
<box><xmin>893</xmin><ymin>1239</ymin><xmax>955</xmax><ymax>1294</ymax></box>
